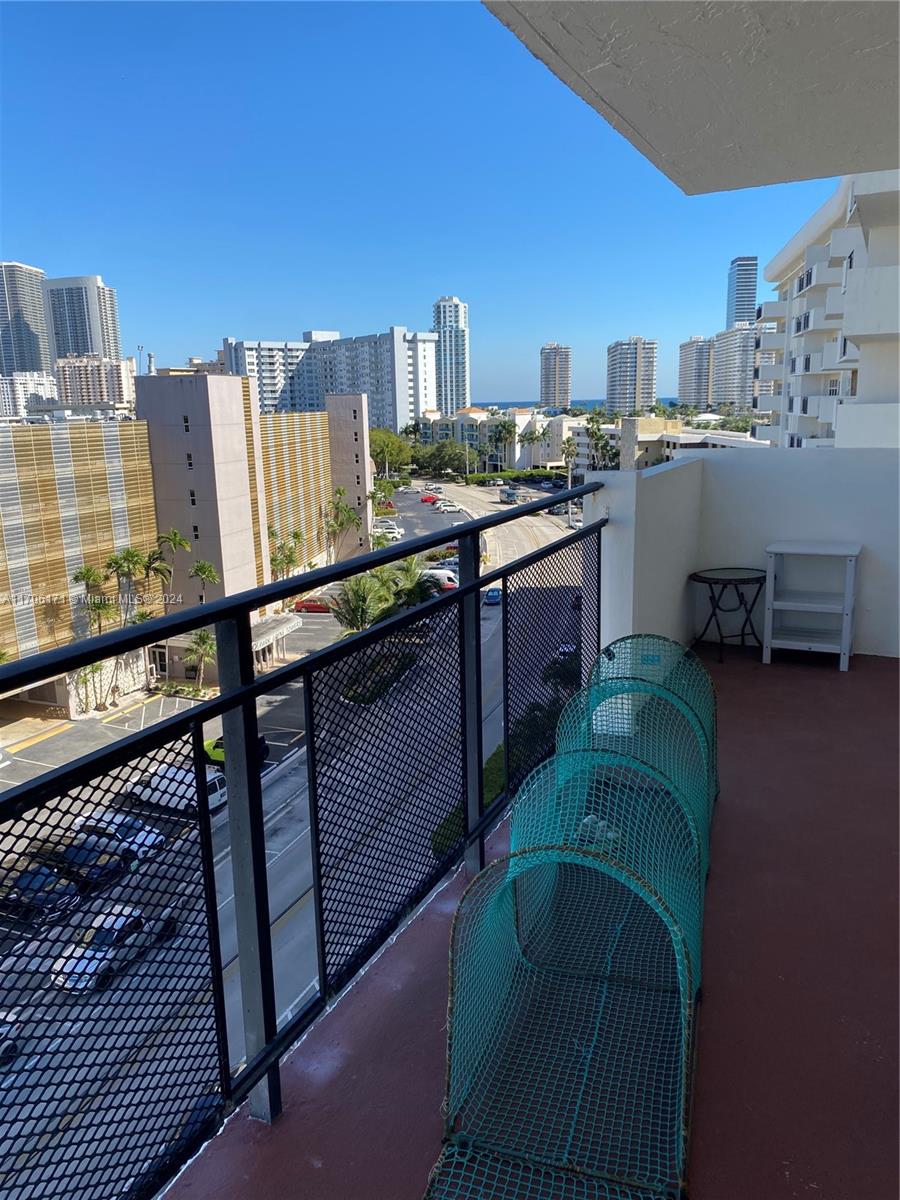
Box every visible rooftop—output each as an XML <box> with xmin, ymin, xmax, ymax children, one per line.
<box><xmin>167</xmin><ymin>647</ymin><xmax>898</xmax><ymax>1200</ymax></box>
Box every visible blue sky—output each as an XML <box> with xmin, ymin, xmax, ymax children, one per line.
<box><xmin>2</xmin><ymin>1</ymin><xmax>837</xmax><ymax>400</ymax></box>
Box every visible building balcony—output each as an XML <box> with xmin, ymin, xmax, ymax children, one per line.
<box><xmin>824</xmin><ymin>284</ymin><xmax>846</xmax><ymax>320</ymax></box>
<box><xmin>756</xmin><ymin>299</ymin><xmax>787</xmax><ymax>322</ymax></box>
<box><xmin>0</xmin><ymin>459</ymin><xmax>896</xmax><ymax>1200</ymax></box>
<box><xmin>843</xmin><ymin>265</ymin><xmax>900</xmax><ymax>341</ymax></box>
<box><xmin>757</xmin><ymin>330</ymin><xmax>783</xmax><ymax>353</ymax></box>
<box><xmin>757</xmin><ymin>361</ymin><xmax>783</xmax><ymax>383</ymax></box>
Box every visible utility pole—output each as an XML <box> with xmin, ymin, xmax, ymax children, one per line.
<box><xmin>137</xmin><ymin>345</ymin><xmax>144</xmax><ymax>376</ymax></box>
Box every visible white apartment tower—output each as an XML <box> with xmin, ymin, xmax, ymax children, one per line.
<box><xmin>711</xmin><ymin>323</ymin><xmax>757</xmax><ymax>409</ymax></box>
<box><xmin>432</xmin><ymin>296</ymin><xmax>470</xmax><ymax>416</ymax></box>
<box><xmin>606</xmin><ymin>336</ymin><xmax>657</xmax><ymax>414</ymax></box>
<box><xmin>726</xmin><ymin>256</ymin><xmax>758</xmax><ymax>328</ymax></box>
<box><xmin>0</xmin><ymin>373</ymin><xmax>58</xmax><ymax>420</ymax></box>
<box><xmin>678</xmin><ymin>336</ymin><xmax>713</xmax><ymax>409</ymax></box>
<box><xmin>540</xmin><ymin>343</ymin><xmax>572</xmax><ymax>409</ymax></box>
<box><xmin>756</xmin><ymin>171</ymin><xmax>900</xmax><ymax>449</ymax></box>
<box><xmin>221</xmin><ymin>339</ymin><xmax>309</xmax><ymax>412</ymax></box>
<box><xmin>0</xmin><ymin>262</ymin><xmax>52</xmax><ymax>374</ymax></box>
<box><xmin>44</xmin><ymin>275</ymin><xmax>121</xmax><ymax>362</ymax></box>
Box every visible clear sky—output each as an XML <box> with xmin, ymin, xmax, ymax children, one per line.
<box><xmin>2</xmin><ymin>1</ymin><xmax>838</xmax><ymax>401</ymax></box>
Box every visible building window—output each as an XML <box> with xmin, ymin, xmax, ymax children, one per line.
<box><xmin>801</xmin><ymin>397</ymin><xmax>808</xmax><ymax>414</ymax></box>
<box><xmin>357</xmin><ymin>496</ymin><xmax>362</xmax><ymax>507</ymax></box>
<box><xmin>354</xmin><ymin>453</ymin><xmax>359</xmax><ymax>464</ymax></box>
<box><xmin>803</xmin><ymin>355</ymin><xmax>810</xmax><ymax>372</ymax></box>
<box><xmin>828</xmin><ymin>378</ymin><xmax>839</xmax><ymax>396</ymax></box>
<box><xmin>788</xmin><ymin>397</ymin><xmax>794</xmax><ymax>413</ymax></box>
<box><xmin>354</xmin><ymin>432</ymin><xmax>358</xmax><ymax>442</ymax></box>
<box><xmin>356</xmin><ymin>474</ymin><xmax>360</xmax><ymax>485</ymax></box>
<box><xmin>183</xmin><ymin>416</ymin><xmax>190</xmax><ymax>432</ymax></box>
<box><xmin>198</xmin><ymin>595</ymin><xmax>204</xmax><ymax>605</ymax></box>
<box><xmin>841</xmin><ymin>337</ymin><xmax>848</xmax><ymax>357</ymax></box>
<box><xmin>186</xmin><ymin>453</ymin><xmax>193</xmax><ymax>470</ymax></box>
<box><xmin>789</xmin><ymin>356</ymin><xmax>796</xmax><ymax>373</ymax></box>
<box><xmin>192</xmin><ymin>525</ymin><xmax>200</xmax><ymax>540</ymax></box>
<box><xmin>352</xmin><ymin>409</ymin><xmax>357</xmax><ymax>420</ymax></box>
<box><xmin>189</xmin><ymin>489</ymin><xmax>196</xmax><ymax>506</ymax></box>
<box><xmin>847</xmin><ymin>251</ymin><xmax>854</xmax><ymax>270</ymax></box>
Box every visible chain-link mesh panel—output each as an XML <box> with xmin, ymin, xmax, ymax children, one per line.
<box><xmin>0</xmin><ymin>734</ymin><xmax>223</xmax><ymax>1200</ymax></box>
<box><xmin>589</xmin><ymin>635</ymin><xmax>718</xmax><ymax>807</ymax></box>
<box><xmin>424</xmin><ymin>1142</ymin><xmax>666</xmax><ymax>1199</ymax></box>
<box><xmin>556</xmin><ymin>687</ymin><xmax>711</xmax><ymax>877</ymax></box>
<box><xmin>309</xmin><ymin>608</ymin><xmax>465</xmax><ymax>991</ymax></box>
<box><xmin>505</xmin><ymin>533</ymin><xmax>599</xmax><ymax>797</ymax></box>
<box><xmin>439</xmin><ymin>847</ymin><xmax>695</xmax><ymax>1198</ymax></box>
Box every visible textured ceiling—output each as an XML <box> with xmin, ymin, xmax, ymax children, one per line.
<box><xmin>484</xmin><ymin>1</ymin><xmax>899</xmax><ymax>194</ymax></box>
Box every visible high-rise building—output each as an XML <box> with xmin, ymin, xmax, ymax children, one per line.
<box><xmin>44</xmin><ymin>275</ymin><xmax>121</xmax><ymax>362</ymax></box>
<box><xmin>606</xmin><ymin>336</ymin><xmax>657</xmax><ymax>414</ymax></box>
<box><xmin>54</xmin><ymin>354</ymin><xmax>136</xmax><ymax>416</ymax></box>
<box><xmin>540</xmin><ymin>343</ymin><xmax>572</xmax><ymax>409</ymax></box>
<box><xmin>432</xmin><ymin>296</ymin><xmax>470</xmax><ymax>416</ymax></box>
<box><xmin>0</xmin><ymin>262</ymin><xmax>52</xmax><ymax>374</ymax></box>
<box><xmin>711</xmin><ymin>323</ymin><xmax>756</xmax><ymax>409</ymax></box>
<box><xmin>757</xmin><ymin>170</ymin><xmax>899</xmax><ymax>449</ymax></box>
<box><xmin>726</xmin><ymin>256</ymin><xmax>758</xmax><ymax>328</ymax></box>
<box><xmin>0</xmin><ymin>372</ymin><xmax>58</xmax><ymax>420</ymax></box>
<box><xmin>221</xmin><ymin>339</ymin><xmax>310</xmax><ymax>412</ymax></box>
<box><xmin>298</xmin><ymin>328</ymin><xmax>437</xmax><ymax>432</ymax></box>
<box><xmin>678</xmin><ymin>336</ymin><xmax>714</xmax><ymax>409</ymax></box>
<box><xmin>323</xmin><ymin>394</ymin><xmax>375</xmax><ymax>555</ymax></box>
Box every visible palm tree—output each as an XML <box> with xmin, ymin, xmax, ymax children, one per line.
<box><xmin>0</xmin><ymin>649</ymin><xmax>9</xmax><ymax>666</ymax></box>
<box><xmin>188</xmin><ymin>559</ymin><xmax>220</xmax><ymax>605</ymax></box>
<box><xmin>105</xmin><ymin>547</ymin><xmax>146</xmax><ymax>626</ymax></box>
<box><xmin>390</xmin><ymin>556</ymin><xmax>434</xmax><ymax>608</ymax></box>
<box><xmin>323</xmin><ymin>487</ymin><xmax>362</xmax><ymax>565</ymax></box>
<box><xmin>370</xmin><ymin>530</ymin><xmax>391</xmax><ymax>551</ymax></box>
<box><xmin>329</xmin><ymin>574</ymin><xmax>392</xmax><ymax>634</ymax></box>
<box><xmin>184</xmin><ymin>629</ymin><xmax>216</xmax><ymax>691</ymax></box>
<box><xmin>489</xmin><ymin>418</ymin><xmax>518</xmax><ymax>470</ymax></box>
<box><xmin>157</xmin><ymin>528</ymin><xmax>191</xmax><ymax>604</ymax></box>
<box><xmin>561</xmin><ymin>436</ymin><xmax>578</xmax><ymax>525</ymax></box>
<box><xmin>87</xmin><ymin>594</ymin><xmax>117</xmax><ymax>637</ymax></box>
<box><xmin>141</xmin><ymin>546</ymin><xmax>172</xmax><ymax>607</ymax></box>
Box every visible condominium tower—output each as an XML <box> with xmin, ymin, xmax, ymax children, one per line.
<box><xmin>726</xmin><ymin>256</ymin><xmax>758</xmax><ymax>328</ymax></box>
<box><xmin>540</xmin><ymin>343</ymin><xmax>572</xmax><ymax>409</ymax></box>
<box><xmin>221</xmin><ymin>339</ymin><xmax>311</xmax><ymax>412</ymax></box>
<box><xmin>0</xmin><ymin>262</ymin><xmax>52</xmax><ymax>374</ymax></box>
<box><xmin>55</xmin><ymin>355</ymin><xmax>137</xmax><ymax>417</ymax></box>
<box><xmin>44</xmin><ymin>275</ymin><xmax>121</xmax><ymax>362</ymax></box>
<box><xmin>432</xmin><ymin>296</ymin><xmax>470</xmax><ymax>416</ymax></box>
<box><xmin>606</xmin><ymin>336</ymin><xmax>657</xmax><ymax>414</ymax></box>
<box><xmin>711</xmin><ymin>323</ymin><xmax>756</xmax><ymax>409</ymax></box>
<box><xmin>678</xmin><ymin>337</ymin><xmax>714</xmax><ymax>409</ymax></box>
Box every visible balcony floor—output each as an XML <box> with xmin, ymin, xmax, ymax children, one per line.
<box><xmin>167</xmin><ymin>649</ymin><xmax>899</xmax><ymax>1200</ymax></box>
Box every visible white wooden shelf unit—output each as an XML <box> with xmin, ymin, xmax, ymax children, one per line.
<box><xmin>763</xmin><ymin>541</ymin><xmax>861</xmax><ymax>672</ymax></box>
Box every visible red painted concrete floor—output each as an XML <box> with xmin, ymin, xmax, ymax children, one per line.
<box><xmin>167</xmin><ymin>650</ymin><xmax>899</xmax><ymax>1200</ymax></box>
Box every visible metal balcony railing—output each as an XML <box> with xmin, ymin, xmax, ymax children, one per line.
<box><xmin>0</xmin><ymin>484</ymin><xmax>605</xmax><ymax>1200</ymax></box>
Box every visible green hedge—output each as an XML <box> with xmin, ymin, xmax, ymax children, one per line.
<box><xmin>464</xmin><ymin>469</ymin><xmax>561</xmax><ymax>486</ymax></box>
<box><xmin>430</xmin><ymin>744</ymin><xmax>505</xmax><ymax>859</ymax></box>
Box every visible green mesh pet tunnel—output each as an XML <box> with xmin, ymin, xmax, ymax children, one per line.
<box><xmin>425</xmin><ymin>756</ymin><xmax>703</xmax><ymax>1200</ymax></box>
<box><xmin>555</xmin><ymin>686</ymin><xmax>711</xmax><ymax>879</ymax></box>
<box><xmin>588</xmin><ymin>635</ymin><xmax>718</xmax><ymax>810</ymax></box>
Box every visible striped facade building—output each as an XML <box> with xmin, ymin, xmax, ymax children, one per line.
<box><xmin>0</xmin><ymin>421</ymin><xmax>159</xmax><ymax>663</ymax></box>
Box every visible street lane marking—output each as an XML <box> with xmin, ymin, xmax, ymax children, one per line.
<box><xmin>100</xmin><ymin>696</ymin><xmax>156</xmax><ymax>724</ymax></box>
<box><xmin>4</xmin><ymin>724</ymin><xmax>72</xmax><ymax>754</ymax></box>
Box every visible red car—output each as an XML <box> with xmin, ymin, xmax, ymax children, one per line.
<box><xmin>294</xmin><ymin>595</ymin><xmax>330</xmax><ymax>613</ymax></box>
<box><xmin>421</xmin><ymin>494</ymin><xmax>438</xmax><ymax>503</ymax></box>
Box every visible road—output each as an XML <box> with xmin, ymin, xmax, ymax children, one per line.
<box><xmin>0</xmin><ymin>484</ymin><xmax>570</xmax><ymax>1200</ymax></box>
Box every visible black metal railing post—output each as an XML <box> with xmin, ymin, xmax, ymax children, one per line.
<box><xmin>459</xmin><ymin>528</ymin><xmax>484</xmax><ymax>875</ymax></box>
<box><xmin>302</xmin><ymin>669</ymin><xmax>329</xmax><ymax>996</ymax></box>
<box><xmin>214</xmin><ymin>613</ymin><xmax>282</xmax><ymax>1121</ymax></box>
<box><xmin>192</xmin><ymin>722</ymin><xmax>233</xmax><ymax>1101</ymax></box>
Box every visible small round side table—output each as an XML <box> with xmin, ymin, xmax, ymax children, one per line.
<box><xmin>689</xmin><ymin>567</ymin><xmax>766</xmax><ymax>661</ymax></box>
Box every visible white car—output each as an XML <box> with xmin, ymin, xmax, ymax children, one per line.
<box><xmin>435</xmin><ymin>503</ymin><xmax>463</xmax><ymax>514</ymax></box>
<box><xmin>51</xmin><ymin>903</ymin><xmax>179</xmax><ymax>993</ymax></box>
<box><xmin>122</xmin><ymin>764</ymin><xmax>228</xmax><ymax>816</ymax></box>
<box><xmin>73</xmin><ymin>810</ymin><xmax>165</xmax><ymax>860</ymax></box>
<box><xmin>568</xmin><ymin>517</ymin><xmax>583</xmax><ymax>530</ymax></box>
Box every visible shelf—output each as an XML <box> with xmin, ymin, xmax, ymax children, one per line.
<box><xmin>766</xmin><ymin>540</ymin><xmax>862</xmax><ymax>557</ymax></box>
<box><xmin>771</xmin><ymin>589</ymin><xmax>845</xmax><ymax>614</ymax></box>
<box><xmin>770</xmin><ymin>627</ymin><xmax>843</xmax><ymax>653</ymax></box>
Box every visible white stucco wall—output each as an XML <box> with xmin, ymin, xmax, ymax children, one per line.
<box><xmin>586</xmin><ymin>448</ymin><xmax>899</xmax><ymax>659</ymax></box>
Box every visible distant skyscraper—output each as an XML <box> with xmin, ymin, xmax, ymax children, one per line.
<box><xmin>44</xmin><ymin>275</ymin><xmax>121</xmax><ymax>362</ymax></box>
<box><xmin>606</xmin><ymin>336</ymin><xmax>657</xmax><ymax>414</ymax></box>
<box><xmin>540</xmin><ymin>343</ymin><xmax>572</xmax><ymax>409</ymax></box>
<box><xmin>726</xmin><ymin>256</ymin><xmax>758</xmax><ymax>328</ymax></box>
<box><xmin>678</xmin><ymin>336</ymin><xmax>714</xmax><ymax>409</ymax></box>
<box><xmin>712</xmin><ymin>322</ymin><xmax>756</xmax><ymax>409</ymax></box>
<box><xmin>432</xmin><ymin>296</ymin><xmax>470</xmax><ymax>416</ymax></box>
<box><xmin>0</xmin><ymin>262</ymin><xmax>52</xmax><ymax>374</ymax></box>
<box><xmin>55</xmin><ymin>354</ymin><xmax>136</xmax><ymax>416</ymax></box>
<box><xmin>221</xmin><ymin>339</ymin><xmax>310</xmax><ymax>412</ymax></box>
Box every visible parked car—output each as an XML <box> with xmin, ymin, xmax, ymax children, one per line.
<box><xmin>426</xmin><ymin>484</ymin><xmax>444</xmax><ymax>493</ymax></box>
<box><xmin>548</xmin><ymin>505</ymin><xmax>565</xmax><ymax>515</ymax></box>
<box><xmin>539</xmin><ymin>481</ymin><xmax>555</xmax><ymax>491</ymax></box>
<box><xmin>50</xmin><ymin>903</ymin><xmax>179</xmax><ymax>993</ymax></box>
<box><xmin>73</xmin><ymin>811</ymin><xmax>165</xmax><ymax>861</ymax></box>
<box><xmin>379</xmin><ymin>500</ymin><xmax>396</xmax><ymax>510</ymax></box>
<box><xmin>203</xmin><ymin>734</ymin><xmax>268</xmax><ymax>769</ymax></box>
<box><xmin>437</xmin><ymin>558</ymin><xmax>459</xmax><ymax>572</ymax></box>
<box><xmin>294</xmin><ymin>595</ymin><xmax>330</xmax><ymax>613</ymax></box>
<box><xmin>27</xmin><ymin>832</ymin><xmax>135</xmax><ymax>889</ymax></box>
<box><xmin>122</xmin><ymin>764</ymin><xmax>228</xmax><ymax>817</ymax></box>
<box><xmin>0</xmin><ymin>858</ymin><xmax>80</xmax><ymax>920</ymax></box>
<box><xmin>0</xmin><ymin>1011</ymin><xmax>22</xmax><ymax>1068</ymax></box>
<box><xmin>374</xmin><ymin>528</ymin><xmax>403</xmax><ymax>543</ymax></box>
<box><xmin>422</xmin><ymin>569</ymin><xmax>459</xmax><ymax>590</ymax></box>
<box><xmin>420</xmin><ymin>494</ymin><xmax>439</xmax><ymax>504</ymax></box>
<box><xmin>435</xmin><ymin>503</ymin><xmax>463</xmax><ymax>514</ymax></box>
<box><xmin>568</xmin><ymin>517</ymin><xmax>584</xmax><ymax>530</ymax></box>
<box><xmin>482</xmin><ymin>587</ymin><xmax>502</xmax><ymax>607</ymax></box>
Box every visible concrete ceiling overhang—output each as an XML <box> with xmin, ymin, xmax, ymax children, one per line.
<box><xmin>484</xmin><ymin>1</ymin><xmax>900</xmax><ymax>194</ymax></box>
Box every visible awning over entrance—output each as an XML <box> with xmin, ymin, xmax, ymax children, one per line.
<box><xmin>250</xmin><ymin>614</ymin><xmax>303</xmax><ymax>652</ymax></box>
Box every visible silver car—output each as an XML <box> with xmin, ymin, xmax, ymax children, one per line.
<box><xmin>51</xmin><ymin>903</ymin><xmax>178</xmax><ymax>993</ymax></box>
<box><xmin>73</xmin><ymin>810</ymin><xmax>165</xmax><ymax>860</ymax></box>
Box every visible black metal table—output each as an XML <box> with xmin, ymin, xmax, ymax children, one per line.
<box><xmin>689</xmin><ymin>567</ymin><xmax>766</xmax><ymax>661</ymax></box>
